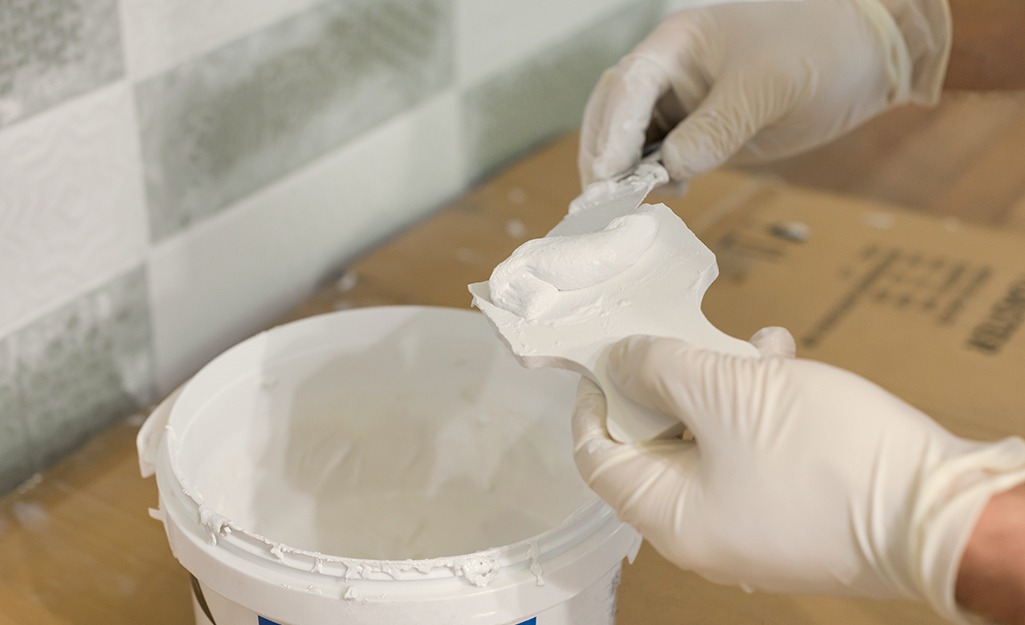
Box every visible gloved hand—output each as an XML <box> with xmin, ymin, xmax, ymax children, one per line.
<box><xmin>579</xmin><ymin>0</ymin><xmax>952</xmax><ymax>186</ymax></box>
<box><xmin>573</xmin><ymin>332</ymin><xmax>1025</xmax><ymax>624</ymax></box>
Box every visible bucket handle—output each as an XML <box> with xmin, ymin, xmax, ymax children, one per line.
<box><xmin>137</xmin><ymin>386</ymin><xmax>184</xmax><ymax>478</ymax></box>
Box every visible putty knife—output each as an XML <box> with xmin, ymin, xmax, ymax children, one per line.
<box><xmin>469</xmin><ymin>153</ymin><xmax>758</xmax><ymax>442</ymax></box>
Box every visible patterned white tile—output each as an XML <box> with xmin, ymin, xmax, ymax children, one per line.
<box><xmin>14</xmin><ymin>265</ymin><xmax>154</xmax><ymax>471</ymax></box>
<box><xmin>454</xmin><ymin>0</ymin><xmax>638</xmax><ymax>87</ymax></box>
<box><xmin>0</xmin><ymin>83</ymin><xmax>149</xmax><ymax>337</ymax></box>
<box><xmin>136</xmin><ymin>0</ymin><xmax>453</xmax><ymax>242</ymax></box>
<box><xmin>0</xmin><ymin>337</ymin><xmax>30</xmax><ymax>494</ymax></box>
<box><xmin>119</xmin><ymin>0</ymin><xmax>324</xmax><ymax>80</ymax></box>
<box><xmin>148</xmin><ymin>91</ymin><xmax>466</xmax><ymax>393</ymax></box>
<box><xmin>463</xmin><ymin>1</ymin><xmax>663</xmax><ymax>179</ymax></box>
<box><xmin>0</xmin><ymin>0</ymin><xmax>124</xmax><ymax>127</ymax></box>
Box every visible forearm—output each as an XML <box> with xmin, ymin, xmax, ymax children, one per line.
<box><xmin>956</xmin><ymin>481</ymin><xmax>1025</xmax><ymax>624</ymax></box>
<box><xmin>944</xmin><ymin>0</ymin><xmax>1025</xmax><ymax>90</ymax></box>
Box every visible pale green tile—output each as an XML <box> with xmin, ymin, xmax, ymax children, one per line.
<box><xmin>137</xmin><ymin>0</ymin><xmax>453</xmax><ymax>242</ymax></box>
<box><xmin>14</xmin><ymin>265</ymin><xmax>155</xmax><ymax>472</ymax></box>
<box><xmin>0</xmin><ymin>0</ymin><xmax>124</xmax><ymax>127</ymax></box>
<box><xmin>463</xmin><ymin>1</ymin><xmax>664</xmax><ymax>182</ymax></box>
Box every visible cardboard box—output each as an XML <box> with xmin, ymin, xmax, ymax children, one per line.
<box><xmin>657</xmin><ymin>174</ymin><xmax>1025</xmax><ymax>443</ymax></box>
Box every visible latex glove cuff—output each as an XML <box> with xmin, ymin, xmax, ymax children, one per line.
<box><xmin>907</xmin><ymin>440</ymin><xmax>1025</xmax><ymax>624</ymax></box>
<box><xmin>874</xmin><ymin>0</ymin><xmax>952</xmax><ymax>105</ymax></box>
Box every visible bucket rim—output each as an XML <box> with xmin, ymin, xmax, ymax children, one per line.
<box><xmin>152</xmin><ymin>305</ymin><xmax>622</xmax><ymax>585</ymax></box>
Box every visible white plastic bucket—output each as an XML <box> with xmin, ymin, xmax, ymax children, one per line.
<box><xmin>138</xmin><ymin>306</ymin><xmax>641</xmax><ymax>625</ymax></box>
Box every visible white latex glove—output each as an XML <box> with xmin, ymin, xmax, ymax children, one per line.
<box><xmin>573</xmin><ymin>332</ymin><xmax>1025</xmax><ymax>624</ymax></box>
<box><xmin>579</xmin><ymin>0</ymin><xmax>951</xmax><ymax>186</ymax></box>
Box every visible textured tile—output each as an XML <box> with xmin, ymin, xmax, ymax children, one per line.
<box><xmin>0</xmin><ymin>339</ymin><xmax>31</xmax><ymax>495</ymax></box>
<box><xmin>148</xmin><ymin>92</ymin><xmax>466</xmax><ymax>393</ymax></box>
<box><xmin>455</xmin><ymin>0</ymin><xmax>636</xmax><ymax>87</ymax></box>
<box><xmin>0</xmin><ymin>0</ymin><xmax>123</xmax><ymax>127</ymax></box>
<box><xmin>0</xmin><ymin>83</ymin><xmax>149</xmax><ymax>336</ymax></box>
<box><xmin>136</xmin><ymin>0</ymin><xmax>453</xmax><ymax>242</ymax></box>
<box><xmin>463</xmin><ymin>0</ymin><xmax>663</xmax><ymax>181</ymax></box>
<box><xmin>119</xmin><ymin>0</ymin><xmax>325</xmax><ymax>80</ymax></box>
<box><xmin>12</xmin><ymin>266</ymin><xmax>155</xmax><ymax>472</ymax></box>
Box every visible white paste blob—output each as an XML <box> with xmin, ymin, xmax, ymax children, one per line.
<box><xmin>488</xmin><ymin>209</ymin><xmax>660</xmax><ymax>319</ymax></box>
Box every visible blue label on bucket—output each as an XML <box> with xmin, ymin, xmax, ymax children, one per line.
<box><xmin>516</xmin><ymin>619</ymin><xmax>537</xmax><ymax>625</ymax></box>
<box><xmin>258</xmin><ymin>618</ymin><xmax>282</xmax><ymax>625</ymax></box>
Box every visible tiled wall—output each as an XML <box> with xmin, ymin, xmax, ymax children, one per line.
<box><xmin>0</xmin><ymin>0</ymin><xmax>666</xmax><ymax>494</ymax></box>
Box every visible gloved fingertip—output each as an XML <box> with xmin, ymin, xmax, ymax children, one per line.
<box><xmin>575</xmin><ymin>376</ymin><xmax>605</xmax><ymax>406</ymax></box>
<box><xmin>661</xmin><ymin>77</ymin><xmax>756</xmax><ymax>180</ymax></box>
<box><xmin>579</xmin><ymin>168</ymin><xmax>595</xmax><ymax>191</ymax></box>
<box><xmin>578</xmin><ymin>146</ymin><xmax>600</xmax><ymax>190</ymax></box>
<box><xmin>571</xmin><ymin>381</ymin><xmax>625</xmax><ymax>478</ymax></box>
<box><xmin>572</xmin><ymin>378</ymin><xmax>610</xmax><ymax>438</ymax></box>
<box><xmin>661</xmin><ymin>133</ymin><xmax>716</xmax><ymax>181</ymax></box>
<box><xmin>591</xmin><ymin>152</ymin><xmax>630</xmax><ymax>182</ymax></box>
<box><xmin>749</xmin><ymin>326</ymin><xmax>796</xmax><ymax>359</ymax></box>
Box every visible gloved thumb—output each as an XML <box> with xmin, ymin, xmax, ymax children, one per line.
<box><xmin>608</xmin><ymin>335</ymin><xmax>763</xmax><ymax>441</ymax></box>
<box><xmin>571</xmin><ymin>378</ymin><xmax>627</xmax><ymax>485</ymax></box>
<box><xmin>586</xmin><ymin>55</ymin><xmax>671</xmax><ymax>183</ymax></box>
<box><xmin>571</xmin><ymin>377</ymin><xmax>694</xmax><ymax>511</ymax></box>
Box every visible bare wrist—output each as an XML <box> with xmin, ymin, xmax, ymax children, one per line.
<box><xmin>956</xmin><ymin>481</ymin><xmax>1025</xmax><ymax>625</ymax></box>
<box><xmin>944</xmin><ymin>0</ymin><xmax>1025</xmax><ymax>90</ymax></box>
